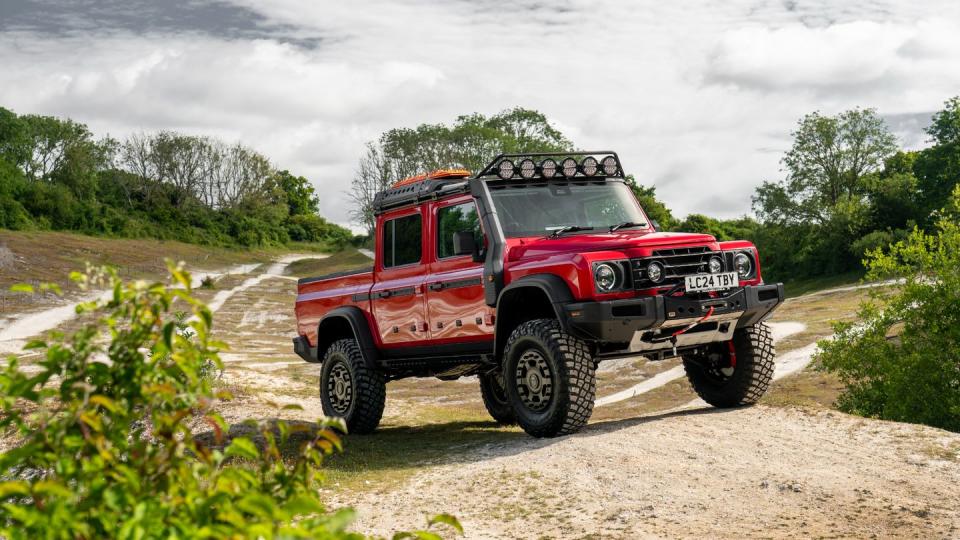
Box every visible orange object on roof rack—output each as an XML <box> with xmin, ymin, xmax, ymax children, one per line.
<box><xmin>392</xmin><ymin>168</ymin><xmax>471</xmax><ymax>187</ymax></box>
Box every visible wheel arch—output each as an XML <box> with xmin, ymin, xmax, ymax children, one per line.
<box><xmin>317</xmin><ymin>306</ymin><xmax>380</xmax><ymax>369</ymax></box>
<box><xmin>494</xmin><ymin>274</ymin><xmax>575</xmax><ymax>360</ymax></box>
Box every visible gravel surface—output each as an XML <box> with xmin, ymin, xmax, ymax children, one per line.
<box><xmin>337</xmin><ymin>406</ymin><xmax>960</xmax><ymax>539</ymax></box>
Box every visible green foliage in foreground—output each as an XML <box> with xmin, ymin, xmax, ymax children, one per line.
<box><xmin>0</xmin><ymin>266</ymin><xmax>459</xmax><ymax>538</ymax></box>
<box><xmin>816</xmin><ymin>186</ymin><xmax>960</xmax><ymax>432</ymax></box>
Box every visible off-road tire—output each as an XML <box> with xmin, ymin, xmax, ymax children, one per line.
<box><xmin>319</xmin><ymin>338</ymin><xmax>386</xmax><ymax>434</ymax></box>
<box><xmin>502</xmin><ymin>319</ymin><xmax>595</xmax><ymax>437</ymax></box>
<box><xmin>479</xmin><ymin>370</ymin><xmax>516</xmax><ymax>425</ymax></box>
<box><xmin>682</xmin><ymin>323</ymin><xmax>775</xmax><ymax>408</ymax></box>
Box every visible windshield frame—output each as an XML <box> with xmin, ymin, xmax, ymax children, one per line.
<box><xmin>484</xmin><ymin>178</ymin><xmax>651</xmax><ymax>239</ymax></box>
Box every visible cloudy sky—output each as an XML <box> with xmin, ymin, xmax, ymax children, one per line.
<box><xmin>2</xmin><ymin>1</ymin><xmax>959</xmax><ymax>229</ymax></box>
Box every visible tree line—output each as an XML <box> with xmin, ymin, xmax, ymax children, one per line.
<box><xmin>350</xmin><ymin>100</ymin><xmax>960</xmax><ymax>285</ymax></box>
<box><xmin>0</xmin><ymin>107</ymin><xmax>353</xmax><ymax>248</ymax></box>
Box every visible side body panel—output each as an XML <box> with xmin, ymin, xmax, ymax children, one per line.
<box><xmin>295</xmin><ymin>270</ymin><xmax>373</xmax><ymax>349</ymax></box>
<box><xmin>371</xmin><ymin>205</ymin><xmax>429</xmax><ymax>348</ymax></box>
<box><xmin>423</xmin><ymin>195</ymin><xmax>494</xmax><ymax>345</ymax></box>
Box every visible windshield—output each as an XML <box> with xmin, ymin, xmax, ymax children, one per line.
<box><xmin>488</xmin><ymin>181</ymin><xmax>648</xmax><ymax>238</ymax></box>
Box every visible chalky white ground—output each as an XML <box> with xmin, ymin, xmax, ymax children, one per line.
<box><xmin>3</xmin><ymin>257</ymin><xmax>958</xmax><ymax>538</ymax></box>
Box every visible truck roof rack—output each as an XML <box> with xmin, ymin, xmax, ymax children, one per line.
<box><xmin>371</xmin><ymin>151</ymin><xmax>626</xmax><ymax>214</ymax></box>
<box><xmin>373</xmin><ymin>171</ymin><xmax>471</xmax><ymax>214</ymax></box>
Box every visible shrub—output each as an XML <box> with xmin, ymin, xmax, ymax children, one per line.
<box><xmin>0</xmin><ymin>265</ymin><xmax>460</xmax><ymax>538</ymax></box>
<box><xmin>816</xmin><ymin>186</ymin><xmax>960</xmax><ymax>431</ymax></box>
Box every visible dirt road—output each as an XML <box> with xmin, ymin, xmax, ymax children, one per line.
<box><xmin>340</xmin><ymin>405</ymin><xmax>960</xmax><ymax>539</ymax></box>
<box><xmin>4</xmin><ymin>250</ymin><xmax>959</xmax><ymax>538</ymax></box>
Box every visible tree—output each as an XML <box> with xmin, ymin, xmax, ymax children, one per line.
<box><xmin>913</xmin><ymin>96</ymin><xmax>960</xmax><ymax>222</ymax></box>
<box><xmin>754</xmin><ymin>108</ymin><xmax>897</xmax><ymax>225</ymax></box>
<box><xmin>624</xmin><ymin>175</ymin><xmax>675</xmax><ymax>229</ymax></box>
<box><xmin>274</xmin><ymin>170</ymin><xmax>319</xmax><ymax>216</ymax></box>
<box><xmin>349</xmin><ymin>108</ymin><xmax>573</xmax><ymax>232</ymax></box>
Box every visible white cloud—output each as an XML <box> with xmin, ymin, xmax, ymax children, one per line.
<box><xmin>1</xmin><ymin>0</ymin><xmax>960</xmax><ymax>226</ymax></box>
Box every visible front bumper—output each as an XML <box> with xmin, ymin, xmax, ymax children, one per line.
<box><xmin>562</xmin><ymin>283</ymin><xmax>784</xmax><ymax>345</ymax></box>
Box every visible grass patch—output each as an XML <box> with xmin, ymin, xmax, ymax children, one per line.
<box><xmin>321</xmin><ymin>406</ymin><xmax>524</xmax><ymax>491</ymax></box>
<box><xmin>286</xmin><ymin>249</ymin><xmax>372</xmax><ymax>278</ymax></box>
<box><xmin>760</xmin><ymin>369</ymin><xmax>845</xmax><ymax>409</ymax></box>
<box><xmin>782</xmin><ymin>271</ymin><xmax>864</xmax><ymax>298</ymax></box>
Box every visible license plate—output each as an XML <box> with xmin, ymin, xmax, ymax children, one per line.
<box><xmin>684</xmin><ymin>272</ymin><xmax>739</xmax><ymax>292</ymax></box>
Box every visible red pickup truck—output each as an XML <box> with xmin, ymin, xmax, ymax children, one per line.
<box><xmin>294</xmin><ymin>152</ymin><xmax>783</xmax><ymax>437</ymax></box>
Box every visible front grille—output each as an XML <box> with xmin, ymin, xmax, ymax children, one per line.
<box><xmin>631</xmin><ymin>246</ymin><xmax>724</xmax><ymax>289</ymax></box>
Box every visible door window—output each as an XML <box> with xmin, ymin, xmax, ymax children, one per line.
<box><xmin>437</xmin><ymin>202</ymin><xmax>480</xmax><ymax>259</ymax></box>
<box><xmin>382</xmin><ymin>214</ymin><xmax>422</xmax><ymax>268</ymax></box>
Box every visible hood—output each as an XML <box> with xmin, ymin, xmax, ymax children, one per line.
<box><xmin>507</xmin><ymin>231</ymin><xmax>718</xmax><ymax>260</ymax></box>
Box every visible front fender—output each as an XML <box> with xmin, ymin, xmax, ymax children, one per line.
<box><xmin>494</xmin><ymin>274</ymin><xmax>576</xmax><ymax>357</ymax></box>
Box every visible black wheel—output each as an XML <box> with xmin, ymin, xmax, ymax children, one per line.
<box><xmin>682</xmin><ymin>323</ymin><xmax>775</xmax><ymax>408</ymax></box>
<box><xmin>319</xmin><ymin>338</ymin><xmax>386</xmax><ymax>434</ymax></box>
<box><xmin>479</xmin><ymin>370</ymin><xmax>515</xmax><ymax>425</ymax></box>
<box><xmin>502</xmin><ymin>319</ymin><xmax>595</xmax><ymax>438</ymax></box>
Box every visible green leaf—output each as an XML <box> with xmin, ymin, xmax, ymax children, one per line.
<box><xmin>9</xmin><ymin>284</ymin><xmax>33</xmax><ymax>293</ymax></box>
<box><xmin>428</xmin><ymin>514</ymin><xmax>463</xmax><ymax>534</ymax></box>
<box><xmin>0</xmin><ymin>481</ymin><xmax>29</xmax><ymax>499</ymax></box>
<box><xmin>224</xmin><ymin>437</ymin><xmax>260</xmax><ymax>460</ymax></box>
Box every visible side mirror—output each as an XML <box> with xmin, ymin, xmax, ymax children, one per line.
<box><xmin>453</xmin><ymin>231</ymin><xmax>477</xmax><ymax>256</ymax></box>
<box><xmin>652</xmin><ymin>220</ymin><xmax>662</xmax><ymax>232</ymax></box>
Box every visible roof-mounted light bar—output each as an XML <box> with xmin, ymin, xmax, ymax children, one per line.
<box><xmin>476</xmin><ymin>151</ymin><xmax>624</xmax><ymax>181</ymax></box>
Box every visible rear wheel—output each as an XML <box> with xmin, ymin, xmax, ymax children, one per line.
<box><xmin>479</xmin><ymin>370</ymin><xmax>515</xmax><ymax>425</ymax></box>
<box><xmin>682</xmin><ymin>323</ymin><xmax>775</xmax><ymax>407</ymax></box>
<box><xmin>320</xmin><ymin>338</ymin><xmax>386</xmax><ymax>434</ymax></box>
<box><xmin>502</xmin><ymin>319</ymin><xmax>595</xmax><ymax>437</ymax></box>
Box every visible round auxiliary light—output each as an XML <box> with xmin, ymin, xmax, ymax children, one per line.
<box><xmin>561</xmin><ymin>157</ymin><xmax>578</xmax><ymax>178</ymax></box>
<box><xmin>708</xmin><ymin>256</ymin><xmax>723</xmax><ymax>274</ymax></box>
<box><xmin>601</xmin><ymin>155</ymin><xmax>618</xmax><ymax>176</ymax></box>
<box><xmin>497</xmin><ymin>160</ymin><xmax>516</xmax><ymax>180</ymax></box>
<box><xmin>582</xmin><ymin>156</ymin><xmax>598</xmax><ymax>176</ymax></box>
<box><xmin>519</xmin><ymin>159</ymin><xmax>537</xmax><ymax>179</ymax></box>
<box><xmin>540</xmin><ymin>158</ymin><xmax>558</xmax><ymax>178</ymax></box>
<box><xmin>647</xmin><ymin>261</ymin><xmax>664</xmax><ymax>283</ymax></box>
<box><xmin>734</xmin><ymin>252</ymin><xmax>753</xmax><ymax>278</ymax></box>
<box><xmin>594</xmin><ymin>263</ymin><xmax>619</xmax><ymax>292</ymax></box>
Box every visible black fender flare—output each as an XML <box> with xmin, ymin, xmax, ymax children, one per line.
<box><xmin>493</xmin><ymin>274</ymin><xmax>575</xmax><ymax>357</ymax></box>
<box><xmin>317</xmin><ymin>306</ymin><xmax>380</xmax><ymax>369</ymax></box>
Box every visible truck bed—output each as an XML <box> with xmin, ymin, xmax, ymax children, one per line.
<box><xmin>295</xmin><ymin>266</ymin><xmax>374</xmax><ymax>349</ymax></box>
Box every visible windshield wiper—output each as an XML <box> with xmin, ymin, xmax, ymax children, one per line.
<box><xmin>547</xmin><ymin>225</ymin><xmax>594</xmax><ymax>238</ymax></box>
<box><xmin>609</xmin><ymin>221</ymin><xmax>648</xmax><ymax>232</ymax></box>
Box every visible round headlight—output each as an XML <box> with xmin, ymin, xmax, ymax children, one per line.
<box><xmin>594</xmin><ymin>263</ymin><xmax>618</xmax><ymax>292</ymax></box>
<box><xmin>734</xmin><ymin>252</ymin><xmax>753</xmax><ymax>277</ymax></box>
<box><xmin>540</xmin><ymin>158</ymin><xmax>558</xmax><ymax>178</ymax></box>
<box><xmin>582</xmin><ymin>156</ymin><xmax>598</xmax><ymax>176</ymax></box>
<box><xmin>518</xmin><ymin>159</ymin><xmax>536</xmax><ymax>179</ymax></box>
<box><xmin>646</xmin><ymin>261</ymin><xmax>664</xmax><ymax>283</ymax></box>
<box><xmin>708</xmin><ymin>256</ymin><xmax>723</xmax><ymax>274</ymax></box>
<box><xmin>561</xmin><ymin>158</ymin><xmax>578</xmax><ymax>178</ymax></box>
<box><xmin>497</xmin><ymin>160</ymin><xmax>515</xmax><ymax>180</ymax></box>
<box><xmin>601</xmin><ymin>156</ymin><xmax>618</xmax><ymax>176</ymax></box>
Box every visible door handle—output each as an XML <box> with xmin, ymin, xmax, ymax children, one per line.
<box><xmin>373</xmin><ymin>290</ymin><xmax>391</xmax><ymax>299</ymax></box>
<box><xmin>428</xmin><ymin>282</ymin><xmax>443</xmax><ymax>291</ymax></box>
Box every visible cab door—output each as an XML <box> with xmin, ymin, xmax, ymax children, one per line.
<box><xmin>371</xmin><ymin>207</ymin><xmax>428</xmax><ymax>348</ymax></box>
<box><xmin>424</xmin><ymin>196</ymin><xmax>493</xmax><ymax>345</ymax></box>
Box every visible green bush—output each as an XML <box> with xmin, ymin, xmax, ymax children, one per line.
<box><xmin>816</xmin><ymin>186</ymin><xmax>960</xmax><ymax>431</ymax></box>
<box><xmin>0</xmin><ymin>266</ymin><xmax>460</xmax><ymax>538</ymax></box>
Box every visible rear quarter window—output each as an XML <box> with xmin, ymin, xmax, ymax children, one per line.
<box><xmin>382</xmin><ymin>213</ymin><xmax>422</xmax><ymax>268</ymax></box>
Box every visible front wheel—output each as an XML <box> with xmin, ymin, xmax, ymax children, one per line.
<box><xmin>682</xmin><ymin>323</ymin><xmax>775</xmax><ymax>408</ymax></box>
<box><xmin>502</xmin><ymin>319</ymin><xmax>596</xmax><ymax>438</ymax></box>
<box><xmin>320</xmin><ymin>338</ymin><xmax>386</xmax><ymax>434</ymax></box>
